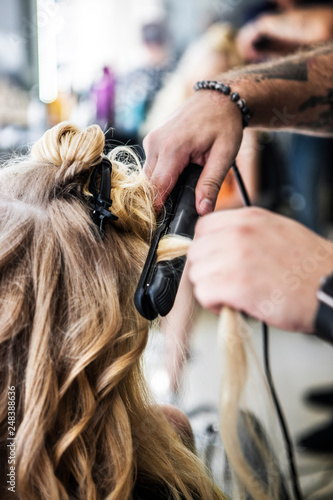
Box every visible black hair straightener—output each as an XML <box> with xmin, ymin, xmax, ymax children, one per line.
<box><xmin>134</xmin><ymin>163</ymin><xmax>203</xmax><ymax>321</ymax></box>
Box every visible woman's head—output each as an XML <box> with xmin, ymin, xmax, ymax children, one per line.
<box><xmin>0</xmin><ymin>122</ymin><xmax>156</xmax><ymax>496</ymax></box>
<box><xmin>0</xmin><ymin>122</ymin><xmax>224</xmax><ymax>500</ymax></box>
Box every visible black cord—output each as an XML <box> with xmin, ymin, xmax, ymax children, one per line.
<box><xmin>262</xmin><ymin>323</ymin><xmax>303</xmax><ymax>500</ymax></box>
<box><xmin>231</xmin><ymin>162</ymin><xmax>252</xmax><ymax>207</ymax></box>
<box><xmin>231</xmin><ymin>161</ymin><xmax>303</xmax><ymax>500</ymax></box>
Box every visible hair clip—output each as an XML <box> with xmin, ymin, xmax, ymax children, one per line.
<box><xmin>88</xmin><ymin>156</ymin><xmax>118</xmax><ymax>236</ymax></box>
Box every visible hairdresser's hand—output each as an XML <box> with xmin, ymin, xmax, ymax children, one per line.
<box><xmin>143</xmin><ymin>90</ymin><xmax>243</xmax><ymax>216</ymax></box>
<box><xmin>187</xmin><ymin>207</ymin><xmax>333</xmax><ymax>333</ymax></box>
<box><xmin>237</xmin><ymin>7</ymin><xmax>333</xmax><ymax>62</ymax></box>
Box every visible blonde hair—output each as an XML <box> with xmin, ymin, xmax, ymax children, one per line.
<box><xmin>0</xmin><ymin>122</ymin><xmax>225</xmax><ymax>500</ymax></box>
<box><xmin>218</xmin><ymin>308</ymin><xmax>286</xmax><ymax>500</ymax></box>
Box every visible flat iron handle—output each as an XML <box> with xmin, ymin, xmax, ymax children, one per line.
<box><xmin>167</xmin><ymin>163</ymin><xmax>202</xmax><ymax>239</ymax></box>
<box><xmin>134</xmin><ymin>163</ymin><xmax>203</xmax><ymax>320</ymax></box>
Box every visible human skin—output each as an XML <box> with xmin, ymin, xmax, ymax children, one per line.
<box><xmin>237</xmin><ymin>7</ymin><xmax>333</xmax><ymax>62</ymax></box>
<box><xmin>187</xmin><ymin>208</ymin><xmax>333</xmax><ymax>333</ymax></box>
<box><xmin>143</xmin><ymin>42</ymin><xmax>333</xmax><ymax>215</ymax></box>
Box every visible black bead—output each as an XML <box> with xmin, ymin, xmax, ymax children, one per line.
<box><xmin>222</xmin><ymin>85</ymin><xmax>231</xmax><ymax>95</ymax></box>
<box><xmin>237</xmin><ymin>98</ymin><xmax>246</xmax><ymax>109</ymax></box>
<box><xmin>231</xmin><ymin>92</ymin><xmax>240</xmax><ymax>102</ymax></box>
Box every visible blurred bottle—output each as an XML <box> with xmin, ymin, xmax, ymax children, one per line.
<box><xmin>90</xmin><ymin>66</ymin><xmax>116</xmax><ymax>129</ymax></box>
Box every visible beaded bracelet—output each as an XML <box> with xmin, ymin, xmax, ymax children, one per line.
<box><xmin>194</xmin><ymin>80</ymin><xmax>252</xmax><ymax>128</ymax></box>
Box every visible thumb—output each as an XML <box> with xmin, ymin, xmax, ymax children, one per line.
<box><xmin>195</xmin><ymin>142</ymin><xmax>235</xmax><ymax>216</ymax></box>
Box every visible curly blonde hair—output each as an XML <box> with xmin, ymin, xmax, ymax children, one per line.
<box><xmin>0</xmin><ymin>122</ymin><xmax>225</xmax><ymax>500</ymax></box>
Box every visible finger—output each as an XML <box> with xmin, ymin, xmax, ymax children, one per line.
<box><xmin>189</xmin><ymin>254</ymin><xmax>255</xmax><ymax>317</ymax></box>
<box><xmin>194</xmin><ymin>206</ymin><xmax>268</xmax><ymax>239</ymax></box>
<box><xmin>188</xmin><ymin>252</ymin><xmax>225</xmax><ymax>284</ymax></box>
<box><xmin>143</xmin><ymin>133</ymin><xmax>159</xmax><ymax>179</ymax></box>
<box><xmin>194</xmin><ymin>288</ymin><xmax>224</xmax><ymax>315</ymax></box>
<box><xmin>256</xmin><ymin>14</ymin><xmax>299</xmax><ymax>43</ymax></box>
<box><xmin>188</xmin><ymin>232</ymin><xmax>249</xmax><ymax>286</ymax></box>
<box><xmin>143</xmin><ymin>153</ymin><xmax>158</xmax><ymax>180</ymax></box>
<box><xmin>149</xmin><ymin>152</ymin><xmax>190</xmax><ymax>211</ymax></box>
<box><xmin>191</xmin><ymin>274</ymin><xmax>232</xmax><ymax>315</ymax></box>
<box><xmin>188</xmin><ymin>231</ymin><xmax>228</xmax><ymax>269</ymax></box>
<box><xmin>194</xmin><ymin>210</ymin><xmax>239</xmax><ymax>239</ymax></box>
<box><xmin>195</xmin><ymin>141</ymin><xmax>238</xmax><ymax>216</ymax></box>
<box><xmin>255</xmin><ymin>14</ymin><xmax>283</xmax><ymax>38</ymax></box>
<box><xmin>194</xmin><ymin>208</ymin><xmax>243</xmax><ymax>239</ymax></box>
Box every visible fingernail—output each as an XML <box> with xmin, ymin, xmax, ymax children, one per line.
<box><xmin>199</xmin><ymin>198</ymin><xmax>214</xmax><ymax>215</ymax></box>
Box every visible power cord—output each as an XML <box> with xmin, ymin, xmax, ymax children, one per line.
<box><xmin>232</xmin><ymin>161</ymin><xmax>303</xmax><ymax>500</ymax></box>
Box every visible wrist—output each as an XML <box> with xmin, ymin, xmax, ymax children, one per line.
<box><xmin>214</xmin><ymin>74</ymin><xmax>263</xmax><ymax>128</ymax></box>
<box><xmin>194</xmin><ymin>80</ymin><xmax>252</xmax><ymax>128</ymax></box>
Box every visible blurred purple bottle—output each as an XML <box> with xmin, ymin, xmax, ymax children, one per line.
<box><xmin>91</xmin><ymin>66</ymin><xmax>116</xmax><ymax>128</ymax></box>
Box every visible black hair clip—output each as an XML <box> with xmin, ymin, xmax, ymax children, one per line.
<box><xmin>88</xmin><ymin>156</ymin><xmax>118</xmax><ymax>236</ymax></box>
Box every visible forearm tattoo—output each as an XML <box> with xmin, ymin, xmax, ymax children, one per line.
<box><xmin>241</xmin><ymin>60</ymin><xmax>308</xmax><ymax>82</ymax></box>
<box><xmin>224</xmin><ymin>43</ymin><xmax>333</xmax><ymax>132</ymax></box>
<box><xmin>297</xmin><ymin>88</ymin><xmax>333</xmax><ymax>132</ymax></box>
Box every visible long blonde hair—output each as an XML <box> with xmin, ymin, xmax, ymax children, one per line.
<box><xmin>0</xmin><ymin>122</ymin><xmax>225</xmax><ymax>500</ymax></box>
<box><xmin>218</xmin><ymin>308</ymin><xmax>288</xmax><ymax>500</ymax></box>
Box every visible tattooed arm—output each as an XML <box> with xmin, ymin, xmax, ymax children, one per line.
<box><xmin>227</xmin><ymin>43</ymin><xmax>333</xmax><ymax>134</ymax></box>
<box><xmin>143</xmin><ymin>42</ymin><xmax>333</xmax><ymax>214</ymax></box>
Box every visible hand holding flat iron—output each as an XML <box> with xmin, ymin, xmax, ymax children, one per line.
<box><xmin>143</xmin><ymin>89</ymin><xmax>243</xmax><ymax>216</ymax></box>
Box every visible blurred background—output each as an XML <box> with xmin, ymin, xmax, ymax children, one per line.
<box><xmin>0</xmin><ymin>0</ymin><xmax>259</xmax><ymax>143</ymax></box>
<box><xmin>2</xmin><ymin>0</ymin><xmax>333</xmax><ymax>498</ymax></box>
